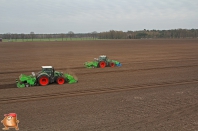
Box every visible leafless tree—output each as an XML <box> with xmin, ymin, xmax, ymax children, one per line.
<box><xmin>46</xmin><ymin>34</ymin><xmax>52</xmax><ymax>41</ymax></box>
<box><xmin>3</xmin><ymin>33</ymin><xmax>11</xmax><ymax>40</ymax></box>
<box><xmin>68</xmin><ymin>31</ymin><xmax>74</xmax><ymax>40</ymax></box>
<box><xmin>13</xmin><ymin>33</ymin><xmax>18</xmax><ymax>41</ymax></box>
<box><xmin>60</xmin><ymin>33</ymin><xmax>65</xmax><ymax>41</ymax></box>
<box><xmin>92</xmin><ymin>31</ymin><xmax>97</xmax><ymax>39</ymax></box>
<box><xmin>30</xmin><ymin>32</ymin><xmax>35</xmax><ymax>41</ymax></box>
<box><xmin>21</xmin><ymin>33</ymin><xmax>25</xmax><ymax>41</ymax></box>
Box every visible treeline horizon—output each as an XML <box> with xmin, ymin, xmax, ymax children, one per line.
<box><xmin>0</xmin><ymin>28</ymin><xmax>198</xmax><ymax>41</ymax></box>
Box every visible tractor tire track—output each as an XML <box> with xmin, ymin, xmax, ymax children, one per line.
<box><xmin>0</xmin><ymin>79</ymin><xmax>198</xmax><ymax>104</ymax></box>
<box><xmin>0</xmin><ymin>57</ymin><xmax>197</xmax><ymax>75</ymax></box>
<box><xmin>121</xmin><ymin>103</ymin><xmax>198</xmax><ymax>130</ymax></box>
<box><xmin>0</xmin><ymin>63</ymin><xmax>198</xmax><ymax>89</ymax></box>
<box><xmin>124</xmin><ymin>57</ymin><xmax>198</xmax><ymax>64</ymax></box>
<box><xmin>77</xmin><ymin>64</ymin><xmax>198</xmax><ymax>75</ymax></box>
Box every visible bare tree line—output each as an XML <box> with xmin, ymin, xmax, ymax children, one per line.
<box><xmin>0</xmin><ymin>29</ymin><xmax>198</xmax><ymax>41</ymax></box>
<box><xmin>0</xmin><ymin>31</ymin><xmax>98</xmax><ymax>41</ymax></box>
<box><xmin>98</xmin><ymin>29</ymin><xmax>198</xmax><ymax>39</ymax></box>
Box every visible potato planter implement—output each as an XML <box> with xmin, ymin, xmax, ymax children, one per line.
<box><xmin>84</xmin><ymin>55</ymin><xmax>122</xmax><ymax>68</ymax></box>
<box><xmin>16</xmin><ymin>66</ymin><xmax>78</xmax><ymax>88</ymax></box>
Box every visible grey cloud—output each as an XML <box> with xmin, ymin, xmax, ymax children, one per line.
<box><xmin>0</xmin><ymin>0</ymin><xmax>197</xmax><ymax>33</ymax></box>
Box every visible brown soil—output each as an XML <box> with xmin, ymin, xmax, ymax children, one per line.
<box><xmin>0</xmin><ymin>39</ymin><xmax>198</xmax><ymax>131</ymax></box>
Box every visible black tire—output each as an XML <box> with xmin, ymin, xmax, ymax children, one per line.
<box><xmin>38</xmin><ymin>75</ymin><xmax>49</xmax><ymax>86</ymax></box>
<box><xmin>99</xmin><ymin>61</ymin><xmax>106</xmax><ymax>68</ymax></box>
<box><xmin>109</xmin><ymin>62</ymin><xmax>115</xmax><ymax>67</ymax></box>
<box><xmin>56</xmin><ymin>76</ymin><xmax>65</xmax><ymax>85</ymax></box>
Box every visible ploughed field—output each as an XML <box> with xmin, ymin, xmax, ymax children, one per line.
<box><xmin>0</xmin><ymin>39</ymin><xmax>198</xmax><ymax>130</ymax></box>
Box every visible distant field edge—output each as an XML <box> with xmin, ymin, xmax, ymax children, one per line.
<box><xmin>1</xmin><ymin>38</ymin><xmax>108</xmax><ymax>42</ymax></box>
<box><xmin>2</xmin><ymin>38</ymin><xmax>198</xmax><ymax>42</ymax></box>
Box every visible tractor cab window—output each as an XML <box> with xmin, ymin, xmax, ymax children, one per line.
<box><xmin>99</xmin><ymin>56</ymin><xmax>107</xmax><ymax>61</ymax></box>
<box><xmin>42</xmin><ymin>68</ymin><xmax>52</xmax><ymax>72</ymax></box>
<box><xmin>42</xmin><ymin>68</ymin><xmax>53</xmax><ymax>76</ymax></box>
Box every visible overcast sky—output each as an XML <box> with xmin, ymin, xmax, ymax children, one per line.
<box><xmin>0</xmin><ymin>0</ymin><xmax>198</xmax><ymax>34</ymax></box>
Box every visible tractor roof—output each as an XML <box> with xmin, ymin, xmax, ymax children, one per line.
<box><xmin>42</xmin><ymin>66</ymin><xmax>53</xmax><ymax>68</ymax></box>
<box><xmin>100</xmin><ymin>55</ymin><xmax>106</xmax><ymax>57</ymax></box>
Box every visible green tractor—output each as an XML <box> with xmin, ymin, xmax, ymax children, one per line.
<box><xmin>84</xmin><ymin>55</ymin><xmax>122</xmax><ymax>68</ymax></box>
<box><xmin>16</xmin><ymin>66</ymin><xmax>78</xmax><ymax>88</ymax></box>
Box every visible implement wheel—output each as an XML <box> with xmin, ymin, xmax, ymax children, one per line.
<box><xmin>110</xmin><ymin>63</ymin><xmax>115</xmax><ymax>68</ymax></box>
<box><xmin>38</xmin><ymin>75</ymin><xmax>49</xmax><ymax>86</ymax></box>
<box><xmin>25</xmin><ymin>83</ymin><xmax>30</xmax><ymax>87</ymax></box>
<box><xmin>57</xmin><ymin>77</ymin><xmax>65</xmax><ymax>85</ymax></box>
<box><xmin>99</xmin><ymin>61</ymin><xmax>106</xmax><ymax>68</ymax></box>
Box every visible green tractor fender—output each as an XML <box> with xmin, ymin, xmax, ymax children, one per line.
<box><xmin>37</xmin><ymin>72</ymin><xmax>50</xmax><ymax>78</ymax></box>
<box><xmin>54</xmin><ymin>71</ymin><xmax>65</xmax><ymax>84</ymax></box>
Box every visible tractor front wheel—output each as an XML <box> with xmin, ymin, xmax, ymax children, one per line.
<box><xmin>38</xmin><ymin>75</ymin><xmax>49</xmax><ymax>86</ymax></box>
<box><xmin>109</xmin><ymin>63</ymin><xmax>115</xmax><ymax>68</ymax></box>
<box><xmin>99</xmin><ymin>61</ymin><xmax>106</xmax><ymax>68</ymax></box>
<box><xmin>56</xmin><ymin>77</ymin><xmax>65</xmax><ymax>85</ymax></box>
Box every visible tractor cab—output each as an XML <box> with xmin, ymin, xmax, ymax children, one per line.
<box><xmin>98</xmin><ymin>55</ymin><xmax>108</xmax><ymax>61</ymax></box>
<box><xmin>42</xmin><ymin>66</ymin><xmax>54</xmax><ymax>77</ymax></box>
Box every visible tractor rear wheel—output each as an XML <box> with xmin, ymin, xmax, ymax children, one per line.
<box><xmin>109</xmin><ymin>62</ymin><xmax>115</xmax><ymax>67</ymax></box>
<box><xmin>38</xmin><ymin>75</ymin><xmax>49</xmax><ymax>86</ymax></box>
<box><xmin>99</xmin><ymin>61</ymin><xmax>106</xmax><ymax>68</ymax></box>
<box><xmin>56</xmin><ymin>77</ymin><xmax>65</xmax><ymax>85</ymax></box>
<box><xmin>25</xmin><ymin>83</ymin><xmax>30</xmax><ymax>87</ymax></box>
